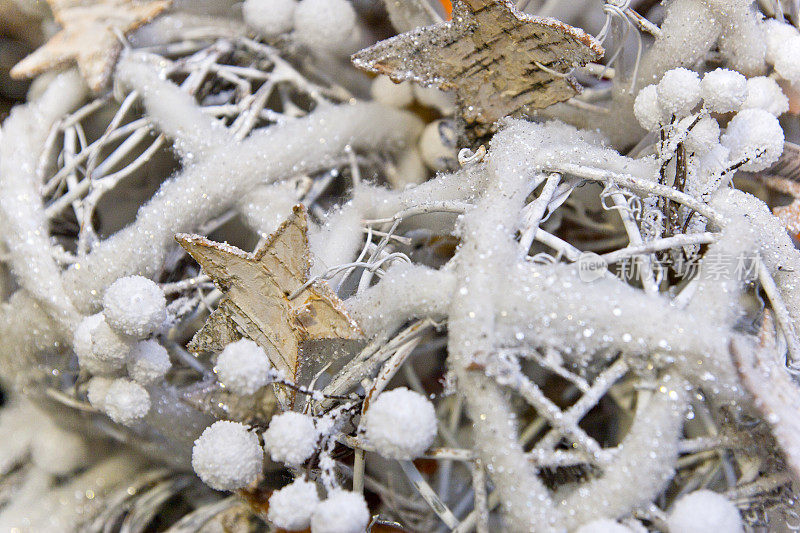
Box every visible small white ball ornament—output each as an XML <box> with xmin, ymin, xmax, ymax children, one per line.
<box><xmin>267</xmin><ymin>478</ymin><xmax>320</xmax><ymax>530</ymax></box>
<box><xmin>293</xmin><ymin>0</ymin><xmax>360</xmax><ymax>55</ymax></box>
<box><xmin>657</xmin><ymin>68</ymin><xmax>701</xmax><ymax>117</ymax></box>
<box><xmin>667</xmin><ymin>490</ymin><xmax>743</xmax><ymax>533</ymax></box>
<box><xmin>192</xmin><ymin>421</ymin><xmax>264</xmax><ymax>491</ymax></box>
<box><xmin>310</xmin><ymin>490</ymin><xmax>370</xmax><ymax>533</ymax></box>
<box><xmin>243</xmin><ymin>0</ymin><xmax>297</xmax><ymax>37</ymax></box>
<box><xmin>103</xmin><ymin>275</ymin><xmax>166</xmax><ymax>339</ymax></box>
<box><xmin>215</xmin><ymin>339</ymin><xmax>272</xmax><ymax>395</ymax></box>
<box><xmin>104</xmin><ymin>378</ymin><xmax>151</xmax><ymax>426</ymax></box>
<box><xmin>127</xmin><ymin>339</ymin><xmax>171</xmax><ymax>385</ymax></box>
<box><xmin>365</xmin><ymin>387</ymin><xmax>437</xmax><ymax>460</ymax></box>
<box><xmin>263</xmin><ymin>411</ymin><xmax>318</xmax><ymax>465</ymax></box>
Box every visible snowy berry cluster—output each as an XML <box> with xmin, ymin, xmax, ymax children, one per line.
<box><xmin>74</xmin><ymin>275</ymin><xmax>169</xmax><ymax>425</ymax></box>
<box><xmin>190</xmin><ymin>383</ymin><xmax>437</xmax><ymax>531</ymax></box>
<box><xmin>635</xmin><ymin>67</ymin><xmax>785</xmax><ymax>173</ymax></box>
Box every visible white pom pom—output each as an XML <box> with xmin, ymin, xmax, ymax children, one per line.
<box><xmin>575</xmin><ymin>518</ymin><xmax>634</xmax><ymax>533</ymax></box>
<box><xmin>657</xmin><ymin>68</ymin><xmax>701</xmax><ymax>117</ymax></box>
<box><xmin>419</xmin><ymin>119</ymin><xmax>458</xmax><ymax>171</ymax></box>
<box><xmin>127</xmin><ymin>339</ymin><xmax>171</xmax><ymax>385</ymax></box>
<box><xmin>74</xmin><ymin>313</ymin><xmax>131</xmax><ymax>374</ymax></box>
<box><xmin>310</xmin><ymin>490</ymin><xmax>370</xmax><ymax>533</ymax></box>
<box><xmin>371</xmin><ymin>75</ymin><xmax>414</xmax><ymax>108</ymax></box>
<box><xmin>743</xmin><ymin>76</ymin><xmax>789</xmax><ymax>116</ymax></box>
<box><xmin>103</xmin><ymin>276</ymin><xmax>166</xmax><ymax>339</ymax></box>
<box><xmin>263</xmin><ymin>411</ymin><xmax>318</xmax><ymax>465</ymax></box>
<box><xmin>700</xmin><ymin>68</ymin><xmax>747</xmax><ymax>113</ymax></box>
<box><xmin>667</xmin><ymin>490</ymin><xmax>743</xmax><ymax>533</ymax></box>
<box><xmin>774</xmin><ymin>36</ymin><xmax>800</xmax><ymax>86</ymax></box>
<box><xmin>215</xmin><ymin>339</ymin><xmax>271</xmax><ymax>395</ymax></box>
<box><xmin>267</xmin><ymin>478</ymin><xmax>320</xmax><ymax>530</ymax></box>
<box><xmin>243</xmin><ymin>0</ymin><xmax>296</xmax><ymax>37</ymax></box>
<box><xmin>86</xmin><ymin>376</ymin><xmax>114</xmax><ymax>410</ymax></box>
<box><xmin>192</xmin><ymin>421</ymin><xmax>264</xmax><ymax>491</ymax></box>
<box><xmin>294</xmin><ymin>0</ymin><xmax>360</xmax><ymax>55</ymax></box>
<box><xmin>634</xmin><ymin>84</ymin><xmax>667</xmax><ymax>132</ymax></box>
<box><xmin>764</xmin><ymin>18</ymin><xmax>799</xmax><ymax>64</ymax></box>
<box><xmin>104</xmin><ymin>378</ymin><xmax>151</xmax><ymax>426</ymax></box>
<box><xmin>684</xmin><ymin>117</ymin><xmax>720</xmax><ymax>155</ymax></box>
<box><xmin>364</xmin><ymin>387</ymin><xmax>437</xmax><ymax>460</ymax></box>
<box><xmin>31</xmin><ymin>418</ymin><xmax>89</xmax><ymax>475</ymax></box>
<box><xmin>721</xmin><ymin>108</ymin><xmax>785</xmax><ymax>172</ymax></box>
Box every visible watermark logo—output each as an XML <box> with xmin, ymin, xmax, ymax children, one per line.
<box><xmin>578</xmin><ymin>252</ymin><xmax>608</xmax><ymax>282</ymax></box>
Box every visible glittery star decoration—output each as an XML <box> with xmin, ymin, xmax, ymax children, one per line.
<box><xmin>10</xmin><ymin>0</ymin><xmax>171</xmax><ymax>92</ymax></box>
<box><xmin>352</xmin><ymin>0</ymin><xmax>603</xmax><ymax>135</ymax></box>
<box><xmin>176</xmin><ymin>205</ymin><xmax>362</xmax><ymax>385</ymax></box>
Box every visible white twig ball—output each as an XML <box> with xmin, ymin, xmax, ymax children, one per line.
<box><xmin>721</xmin><ymin>108</ymin><xmax>785</xmax><ymax>172</ymax></box>
<box><xmin>127</xmin><ymin>339</ymin><xmax>171</xmax><ymax>385</ymax></box>
<box><xmin>310</xmin><ymin>490</ymin><xmax>370</xmax><ymax>533</ymax></box>
<box><xmin>667</xmin><ymin>490</ymin><xmax>743</xmax><ymax>533</ymax></box>
<box><xmin>192</xmin><ymin>421</ymin><xmax>264</xmax><ymax>491</ymax></box>
<box><xmin>364</xmin><ymin>387</ymin><xmax>437</xmax><ymax>460</ymax></box>
<box><xmin>103</xmin><ymin>276</ymin><xmax>166</xmax><ymax>339</ymax></box>
<box><xmin>700</xmin><ymin>68</ymin><xmax>747</xmax><ymax>113</ymax></box>
<box><xmin>243</xmin><ymin>0</ymin><xmax>296</xmax><ymax>37</ymax></box>
<box><xmin>263</xmin><ymin>411</ymin><xmax>318</xmax><ymax>465</ymax></box>
<box><xmin>74</xmin><ymin>313</ymin><xmax>131</xmax><ymax>374</ymax></box>
<box><xmin>215</xmin><ymin>339</ymin><xmax>271</xmax><ymax>395</ymax></box>
<box><xmin>104</xmin><ymin>378</ymin><xmax>151</xmax><ymax>426</ymax></box>
<box><xmin>657</xmin><ymin>68</ymin><xmax>701</xmax><ymax>117</ymax></box>
<box><xmin>267</xmin><ymin>478</ymin><xmax>320</xmax><ymax>530</ymax></box>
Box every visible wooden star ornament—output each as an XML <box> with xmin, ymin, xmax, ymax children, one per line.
<box><xmin>176</xmin><ymin>205</ymin><xmax>362</xmax><ymax>386</ymax></box>
<box><xmin>352</xmin><ymin>0</ymin><xmax>603</xmax><ymax>135</ymax></box>
<box><xmin>10</xmin><ymin>0</ymin><xmax>171</xmax><ymax>92</ymax></box>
